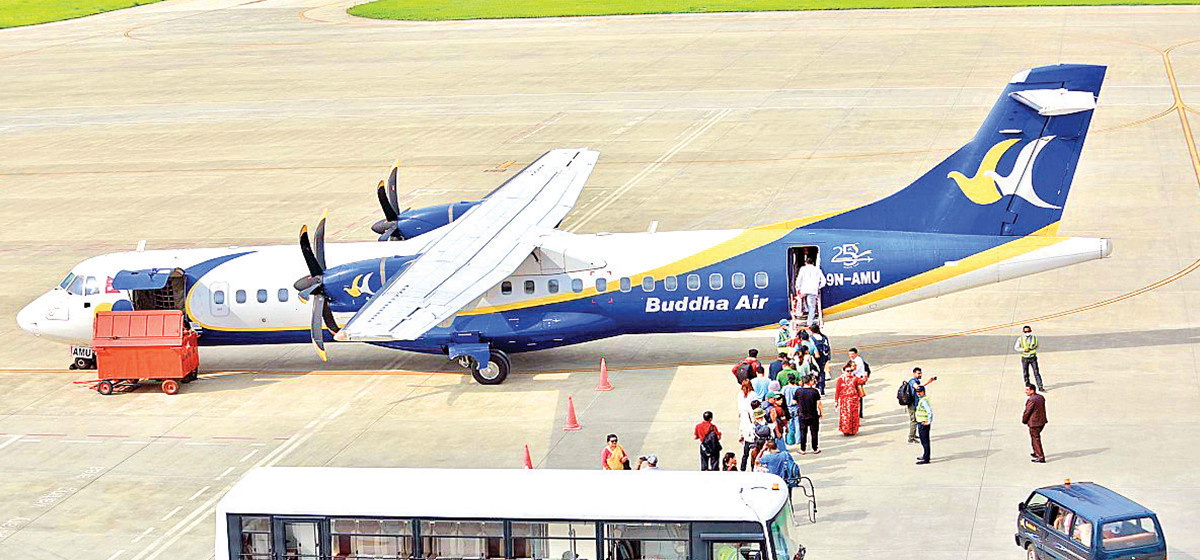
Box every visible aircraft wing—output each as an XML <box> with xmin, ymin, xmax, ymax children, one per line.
<box><xmin>338</xmin><ymin>148</ymin><xmax>599</xmax><ymax>341</ymax></box>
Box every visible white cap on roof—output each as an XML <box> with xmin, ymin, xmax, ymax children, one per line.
<box><xmin>1010</xmin><ymin>69</ymin><xmax>1032</xmax><ymax>84</ymax></box>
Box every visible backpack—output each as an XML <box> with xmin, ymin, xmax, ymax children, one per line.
<box><xmin>781</xmin><ymin>458</ymin><xmax>802</xmax><ymax>488</ymax></box>
<box><xmin>862</xmin><ymin>360</ymin><xmax>872</xmax><ymax>375</ymax></box>
<box><xmin>897</xmin><ymin>380</ymin><xmax>914</xmax><ymax>406</ymax></box>
<box><xmin>813</xmin><ymin>334</ymin><xmax>831</xmax><ymax>358</ymax></box>
<box><xmin>753</xmin><ymin>422</ymin><xmax>773</xmax><ymax>441</ymax></box>
<box><xmin>735</xmin><ymin>361</ymin><xmax>752</xmax><ymax>383</ymax></box>
<box><xmin>700</xmin><ymin>428</ymin><xmax>722</xmax><ymax>456</ymax></box>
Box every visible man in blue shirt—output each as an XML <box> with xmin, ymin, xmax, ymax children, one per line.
<box><xmin>768</xmin><ymin>352</ymin><xmax>786</xmax><ymax>381</ymax></box>
<box><xmin>755</xmin><ymin>439</ymin><xmax>792</xmax><ymax>478</ymax></box>
<box><xmin>906</xmin><ymin>367</ymin><xmax>937</xmax><ymax>444</ymax></box>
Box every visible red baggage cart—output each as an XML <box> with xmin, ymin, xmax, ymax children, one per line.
<box><xmin>88</xmin><ymin>310</ymin><xmax>199</xmax><ymax>395</ymax></box>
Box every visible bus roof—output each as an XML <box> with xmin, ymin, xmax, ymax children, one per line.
<box><xmin>216</xmin><ymin>468</ymin><xmax>789</xmax><ymax>523</ymax></box>
<box><xmin>1036</xmin><ymin>482</ymin><xmax>1154</xmax><ymax>522</ymax></box>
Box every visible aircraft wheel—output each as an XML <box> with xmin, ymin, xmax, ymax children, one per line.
<box><xmin>161</xmin><ymin>380</ymin><xmax>180</xmax><ymax>395</ymax></box>
<box><xmin>470</xmin><ymin>349</ymin><xmax>510</xmax><ymax>385</ymax></box>
<box><xmin>74</xmin><ymin>357</ymin><xmax>90</xmax><ymax>370</ymax></box>
<box><xmin>97</xmin><ymin>381</ymin><xmax>114</xmax><ymax>396</ymax></box>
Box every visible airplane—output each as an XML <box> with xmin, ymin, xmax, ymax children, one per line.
<box><xmin>17</xmin><ymin>64</ymin><xmax>1111</xmax><ymax>385</ymax></box>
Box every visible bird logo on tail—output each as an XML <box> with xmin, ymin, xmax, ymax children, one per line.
<box><xmin>948</xmin><ymin>136</ymin><xmax>1062</xmax><ymax>209</ymax></box>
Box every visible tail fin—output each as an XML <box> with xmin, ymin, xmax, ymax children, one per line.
<box><xmin>809</xmin><ymin>64</ymin><xmax>1106</xmax><ymax>236</ymax></box>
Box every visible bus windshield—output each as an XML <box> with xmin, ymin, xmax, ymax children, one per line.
<box><xmin>768</xmin><ymin>502</ymin><xmax>801</xmax><ymax>560</ymax></box>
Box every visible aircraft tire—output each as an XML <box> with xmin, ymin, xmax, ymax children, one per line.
<box><xmin>74</xmin><ymin>357</ymin><xmax>90</xmax><ymax>370</ymax></box>
<box><xmin>471</xmin><ymin>349</ymin><xmax>510</xmax><ymax>385</ymax></box>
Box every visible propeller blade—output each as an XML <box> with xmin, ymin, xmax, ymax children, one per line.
<box><xmin>298</xmin><ymin>225</ymin><xmax>322</xmax><ymax>277</ymax></box>
<box><xmin>321</xmin><ymin>299</ymin><xmax>340</xmax><ymax>334</ymax></box>
<box><xmin>386</xmin><ymin>160</ymin><xmax>400</xmax><ymax>214</ymax></box>
<box><xmin>294</xmin><ymin>275</ymin><xmax>322</xmax><ymax>296</ymax></box>
<box><xmin>376</xmin><ymin>181</ymin><xmax>398</xmax><ymax>222</ymax></box>
<box><xmin>310</xmin><ymin>293</ymin><xmax>328</xmax><ymax>362</ymax></box>
<box><xmin>314</xmin><ymin>210</ymin><xmax>328</xmax><ymax>271</ymax></box>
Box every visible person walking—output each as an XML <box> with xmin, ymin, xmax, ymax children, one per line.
<box><xmin>741</xmin><ymin>407</ymin><xmax>769</xmax><ymax>470</ymax></box>
<box><xmin>782</xmin><ymin>374</ymin><xmax>802</xmax><ymax>447</ymax></box>
<box><xmin>914</xmin><ymin>386</ymin><xmax>933</xmax><ymax>465</ymax></box>
<box><xmin>601</xmin><ymin>434</ymin><xmax>630</xmax><ymax>470</ymax></box>
<box><xmin>809</xmin><ymin>324</ymin><xmax>831</xmax><ymax>394</ymax></box>
<box><xmin>835</xmin><ymin>361</ymin><xmax>867</xmax><ymax>435</ymax></box>
<box><xmin>848</xmin><ymin>347</ymin><xmax>869</xmax><ymax>418</ymax></box>
<box><xmin>904</xmin><ymin>368</ymin><xmax>937</xmax><ymax>444</ymax></box>
<box><xmin>768</xmin><ymin>352</ymin><xmax>787</xmax><ymax>381</ymax></box>
<box><xmin>1022</xmin><ymin>384</ymin><xmax>1048</xmax><ymax>463</ymax></box>
<box><xmin>796</xmin><ymin>257</ymin><xmax>827</xmax><ymax>326</ymax></box>
<box><xmin>1014</xmin><ymin>325</ymin><xmax>1045</xmax><ymax>391</ymax></box>
<box><xmin>751</xmin><ymin>368</ymin><xmax>771</xmax><ymax>402</ymax></box>
<box><xmin>777</xmin><ymin>356</ymin><xmax>799</xmax><ymax>388</ymax></box>
<box><xmin>796</xmin><ymin>376</ymin><xmax>823</xmax><ymax>454</ymax></box>
<box><xmin>695</xmin><ymin>411</ymin><xmax>723</xmax><ymax>471</ymax></box>
<box><xmin>732</xmin><ymin>349</ymin><xmax>764</xmax><ymax>383</ymax></box>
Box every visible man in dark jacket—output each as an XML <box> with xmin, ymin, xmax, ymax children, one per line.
<box><xmin>1022</xmin><ymin>383</ymin><xmax>1048</xmax><ymax>463</ymax></box>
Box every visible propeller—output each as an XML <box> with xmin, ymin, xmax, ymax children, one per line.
<box><xmin>371</xmin><ymin>160</ymin><xmax>409</xmax><ymax>241</ymax></box>
<box><xmin>294</xmin><ymin>210</ymin><xmax>340</xmax><ymax>362</ymax></box>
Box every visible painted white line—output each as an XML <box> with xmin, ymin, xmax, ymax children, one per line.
<box><xmin>250</xmin><ymin>443</ymin><xmax>265</xmax><ymax>447</ymax></box>
<box><xmin>105</xmin><ymin>550</ymin><xmax>125</xmax><ymax>560</ymax></box>
<box><xmin>20</xmin><ymin>439</ymin><xmax>39</xmax><ymax>443</ymax></box>
<box><xmin>184</xmin><ymin>442</ymin><xmax>228</xmax><ymax>446</ymax></box>
<box><xmin>187</xmin><ymin>486</ymin><xmax>210</xmax><ymax>501</ymax></box>
<box><xmin>568</xmin><ymin>108</ymin><xmax>732</xmax><ymax>231</ymax></box>
<box><xmin>122</xmin><ymin>441</ymin><xmax>150</xmax><ymax>445</ymax></box>
<box><xmin>215</xmin><ymin>466</ymin><xmax>235</xmax><ymax>480</ymax></box>
<box><xmin>62</xmin><ymin>439</ymin><xmax>104</xmax><ymax>444</ymax></box>
<box><xmin>131</xmin><ymin>528</ymin><xmax>154</xmax><ymax>543</ymax></box>
<box><xmin>159</xmin><ymin>506</ymin><xmax>182</xmax><ymax>522</ymax></box>
<box><xmin>514</xmin><ymin>112</ymin><xmax>566</xmax><ymax>143</ymax></box>
<box><xmin>239</xmin><ymin>450</ymin><xmax>258</xmax><ymax>463</ymax></box>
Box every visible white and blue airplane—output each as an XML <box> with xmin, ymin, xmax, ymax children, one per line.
<box><xmin>17</xmin><ymin>64</ymin><xmax>1112</xmax><ymax>384</ymax></box>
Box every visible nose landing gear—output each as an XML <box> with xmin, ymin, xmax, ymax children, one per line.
<box><xmin>456</xmin><ymin>349</ymin><xmax>510</xmax><ymax>385</ymax></box>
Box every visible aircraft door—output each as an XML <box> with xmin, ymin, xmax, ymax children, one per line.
<box><xmin>210</xmin><ymin>281</ymin><xmax>230</xmax><ymax>317</ymax></box>
<box><xmin>787</xmin><ymin>246</ymin><xmax>822</xmax><ymax>322</ymax></box>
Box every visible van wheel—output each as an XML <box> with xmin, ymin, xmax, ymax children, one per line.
<box><xmin>470</xmin><ymin>350</ymin><xmax>510</xmax><ymax>385</ymax></box>
<box><xmin>1025</xmin><ymin>543</ymin><xmax>1039</xmax><ymax>560</ymax></box>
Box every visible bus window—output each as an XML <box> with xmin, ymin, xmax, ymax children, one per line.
<box><xmin>238</xmin><ymin>516</ymin><xmax>272</xmax><ymax>560</ymax></box>
<box><xmin>603</xmin><ymin>522</ymin><xmax>688</xmax><ymax>560</ymax></box>
<box><xmin>281</xmin><ymin>519</ymin><xmax>321</xmax><ymax>560</ymax></box>
<box><xmin>332</xmin><ymin>518</ymin><xmax>413</xmax><ymax>560</ymax></box>
<box><xmin>511</xmin><ymin>521</ymin><xmax>596</xmax><ymax>560</ymax></box>
<box><xmin>712</xmin><ymin>542</ymin><xmax>762</xmax><ymax>560</ymax></box>
<box><xmin>768</xmin><ymin>503</ymin><xmax>801</xmax><ymax>560</ymax></box>
<box><xmin>420</xmin><ymin>520</ymin><xmax>505</xmax><ymax>560</ymax></box>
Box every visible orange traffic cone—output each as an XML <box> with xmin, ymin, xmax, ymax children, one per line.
<box><xmin>595</xmin><ymin>357</ymin><xmax>614</xmax><ymax>391</ymax></box>
<box><xmin>523</xmin><ymin>444</ymin><xmax>534</xmax><ymax>469</ymax></box>
<box><xmin>563</xmin><ymin>396</ymin><xmax>582</xmax><ymax>431</ymax></box>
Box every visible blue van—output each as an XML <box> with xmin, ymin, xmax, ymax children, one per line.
<box><xmin>1016</xmin><ymin>482</ymin><xmax>1165</xmax><ymax>560</ymax></box>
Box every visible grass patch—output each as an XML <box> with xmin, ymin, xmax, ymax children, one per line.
<box><xmin>349</xmin><ymin>0</ymin><xmax>1200</xmax><ymax>21</ymax></box>
<box><xmin>0</xmin><ymin>0</ymin><xmax>166</xmax><ymax>28</ymax></box>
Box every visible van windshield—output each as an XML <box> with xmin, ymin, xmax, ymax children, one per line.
<box><xmin>1101</xmin><ymin>517</ymin><xmax>1160</xmax><ymax>551</ymax></box>
<box><xmin>768</xmin><ymin>503</ymin><xmax>801</xmax><ymax>560</ymax></box>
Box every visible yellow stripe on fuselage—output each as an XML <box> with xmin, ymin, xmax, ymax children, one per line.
<box><xmin>823</xmin><ymin>222</ymin><xmax>1065</xmax><ymax>316</ymax></box>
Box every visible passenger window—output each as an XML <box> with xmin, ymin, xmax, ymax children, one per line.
<box><xmin>686</xmin><ymin>274</ymin><xmax>700</xmax><ymax>291</ymax></box>
<box><xmin>641</xmin><ymin>276</ymin><xmax>654</xmax><ymax>292</ymax></box>
<box><xmin>1101</xmin><ymin>517</ymin><xmax>1160</xmax><ymax>551</ymax></box>
<box><xmin>420</xmin><ymin>520</ymin><xmax>505</xmax><ymax>559</ymax></box>
<box><xmin>664</xmin><ymin>276</ymin><xmax>678</xmax><ymax>291</ymax></box>
<box><xmin>604</xmin><ymin>522</ymin><xmax>689</xmax><ymax>560</ymax></box>
<box><xmin>332</xmin><ymin>518</ymin><xmax>413</xmax><ymax>560</ymax></box>
<box><xmin>501</xmin><ymin>281</ymin><xmax>512</xmax><ymax>295</ymax></box>
<box><xmin>84</xmin><ymin>276</ymin><xmax>100</xmax><ymax>296</ymax></box>
<box><xmin>235</xmin><ymin>290</ymin><xmax>247</xmax><ymax>304</ymax></box>
<box><xmin>596</xmin><ymin>278</ymin><xmax>607</xmax><ymax>292</ymax></box>
<box><xmin>1049</xmin><ymin>503</ymin><xmax>1076</xmax><ymax>535</ymax></box>
<box><xmin>548</xmin><ymin>280</ymin><xmax>559</xmax><ymax>294</ymax></box>
<box><xmin>277</xmin><ymin>288</ymin><xmax>289</xmax><ymax>302</ymax></box>
<box><xmin>239</xmin><ymin>516</ymin><xmax>272</xmax><ymax>560</ymax></box>
<box><xmin>256</xmin><ymin>289</ymin><xmax>268</xmax><ymax>303</ymax></box>
<box><xmin>511</xmin><ymin>521</ymin><xmax>596</xmax><ymax>560</ymax></box>
<box><xmin>709</xmin><ymin>273</ymin><xmax>723</xmax><ymax>290</ymax></box>
<box><xmin>525</xmin><ymin>280</ymin><xmax>536</xmax><ymax>295</ymax></box>
<box><xmin>572</xmin><ymin>278</ymin><xmax>584</xmax><ymax>293</ymax></box>
<box><xmin>755</xmin><ymin>271</ymin><xmax>769</xmax><ymax>289</ymax></box>
<box><xmin>214</xmin><ymin>290</ymin><xmax>225</xmax><ymax>305</ymax></box>
<box><xmin>620</xmin><ymin>278</ymin><xmax>632</xmax><ymax>292</ymax></box>
<box><xmin>732</xmin><ymin>272</ymin><xmax>746</xmax><ymax>289</ymax></box>
<box><xmin>1071</xmin><ymin>517</ymin><xmax>1093</xmax><ymax>548</ymax></box>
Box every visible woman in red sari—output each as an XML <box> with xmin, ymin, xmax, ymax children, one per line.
<box><xmin>835</xmin><ymin>360</ymin><xmax>867</xmax><ymax>435</ymax></box>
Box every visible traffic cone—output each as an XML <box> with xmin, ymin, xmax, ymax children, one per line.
<box><xmin>595</xmin><ymin>357</ymin><xmax>614</xmax><ymax>391</ymax></box>
<box><xmin>562</xmin><ymin>396</ymin><xmax>582</xmax><ymax>431</ymax></box>
<box><xmin>523</xmin><ymin>444</ymin><xmax>534</xmax><ymax>469</ymax></box>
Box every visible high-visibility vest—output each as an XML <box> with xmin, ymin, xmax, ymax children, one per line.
<box><xmin>915</xmin><ymin>397</ymin><xmax>933</xmax><ymax>424</ymax></box>
<box><xmin>1019</xmin><ymin>335</ymin><xmax>1039</xmax><ymax>358</ymax></box>
<box><xmin>776</xmin><ymin>327</ymin><xmax>791</xmax><ymax>349</ymax></box>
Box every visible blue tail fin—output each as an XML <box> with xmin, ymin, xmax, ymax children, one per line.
<box><xmin>808</xmin><ymin>64</ymin><xmax>1106</xmax><ymax>236</ymax></box>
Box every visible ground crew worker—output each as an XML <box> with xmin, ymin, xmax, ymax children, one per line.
<box><xmin>796</xmin><ymin>257</ymin><xmax>826</xmax><ymax>326</ymax></box>
<box><xmin>775</xmin><ymin>319</ymin><xmax>791</xmax><ymax>356</ymax></box>
<box><xmin>914</xmin><ymin>386</ymin><xmax>932</xmax><ymax>465</ymax></box>
<box><xmin>1014</xmin><ymin>325</ymin><xmax>1044</xmax><ymax>391</ymax></box>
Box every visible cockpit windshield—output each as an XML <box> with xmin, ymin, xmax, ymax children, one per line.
<box><xmin>58</xmin><ymin>272</ymin><xmax>76</xmax><ymax>291</ymax></box>
<box><xmin>769</xmin><ymin>502</ymin><xmax>802</xmax><ymax>560</ymax></box>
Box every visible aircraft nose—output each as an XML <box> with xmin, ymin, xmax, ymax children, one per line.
<box><xmin>17</xmin><ymin>301</ymin><xmax>41</xmax><ymax>335</ymax></box>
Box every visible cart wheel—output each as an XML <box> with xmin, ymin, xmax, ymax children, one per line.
<box><xmin>161</xmin><ymin>380</ymin><xmax>180</xmax><ymax>395</ymax></box>
<box><xmin>97</xmin><ymin>381</ymin><xmax>114</xmax><ymax>396</ymax></box>
<box><xmin>74</xmin><ymin>357</ymin><xmax>90</xmax><ymax>370</ymax></box>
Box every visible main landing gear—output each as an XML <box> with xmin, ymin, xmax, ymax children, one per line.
<box><xmin>457</xmin><ymin>349</ymin><xmax>510</xmax><ymax>385</ymax></box>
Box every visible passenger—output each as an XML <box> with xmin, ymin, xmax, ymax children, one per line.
<box><xmin>768</xmin><ymin>352</ymin><xmax>787</xmax><ymax>381</ymax></box>
<box><xmin>737</xmin><ymin>379</ymin><xmax>755</xmax><ymax>420</ymax></box>
<box><xmin>796</xmin><ymin>375</ymin><xmax>823</xmax><ymax>455</ymax></box>
<box><xmin>635</xmin><ymin>454</ymin><xmax>662</xmax><ymax>470</ymax></box>
<box><xmin>751</xmin><ymin>369</ymin><xmax>771</xmax><ymax>402</ymax></box>
<box><xmin>745</xmin><ymin>407</ymin><xmax>771</xmax><ymax>470</ymax></box>
<box><xmin>732</xmin><ymin>349</ymin><xmax>764</xmax><ymax>384</ymax></box>
<box><xmin>795</xmin><ymin>257</ymin><xmax>826</xmax><ymax>326</ymax></box>
<box><xmin>754</xmin><ymin>439</ymin><xmax>790</xmax><ymax>478</ymax></box>
<box><xmin>1014</xmin><ymin>325</ymin><xmax>1045</xmax><ymax>391</ymax></box>
<box><xmin>600</xmin><ymin>434</ymin><xmax>630</xmax><ymax>470</ymax></box>
<box><xmin>765</xmin><ymin>392</ymin><xmax>788</xmax><ymax>451</ymax></box>
<box><xmin>738</xmin><ymin>399</ymin><xmax>761</xmax><ymax>470</ymax></box>
<box><xmin>775</xmin><ymin>320</ymin><xmax>792</xmax><ymax>357</ymax></box>
<box><xmin>694</xmin><ymin>411</ymin><xmax>723</xmax><ymax>471</ymax></box>
<box><xmin>834</xmin><ymin>361</ymin><xmax>867</xmax><ymax>436</ymax></box>
<box><xmin>914</xmin><ymin>385</ymin><xmax>932</xmax><ymax>465</ymax></box>
<box><xmin>1022</xmin><ymin>383</ymin><xmax>1048</xmax><ymax>463</ymax></box>
<box><xmin>782</xmin><ymin>375</ymin><xmax>802</xmax><ymax>447</ymax></box>
<box><xmin>721</xmin><ymin>452</ymin><xmax>739</xmax><ymax>471</ymax></box>
<box><xmin>776</xmin><ymin>357</ymin><xmax>799</xmax><ymax>388</ymax></box>
<box><xmin>809</xmin><ymin>324</ymin><xmax>831</xmax><ymax>395</ymax></box>
<box><xmin>905</xmin><ymin>368</ymin><xmax>937</xmax><ymax>445</ymax></box>
<box><xmin>847</xmin><ymin>347</ymin><xmax>869</xmax><ymax>418</ymax></box>
<box><xmin>796</xmin><ymin>345</ymin><xmax>818</xmax><ymax>382</ymax></box>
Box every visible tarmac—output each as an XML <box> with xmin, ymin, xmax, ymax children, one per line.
<box><xmin>1</xmin><ymin>1</ymin><xmax>1200</xmax><ymax>558</ymax></box>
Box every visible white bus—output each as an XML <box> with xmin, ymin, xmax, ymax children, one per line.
<box><xmin>216</xmin><ymin>468</ymin><xmax>805</xmax><ymax>560</ymax></box>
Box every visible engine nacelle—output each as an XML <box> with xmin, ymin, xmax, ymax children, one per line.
<box><xmin>376</xmin><ymin>201</ymin><xmax>481</xmax><ymax>241</ymax></box>
<box><xmin>322</xmin><ymin>255</ymin><xmax>417</xmax><ymax>312</ymax></box>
